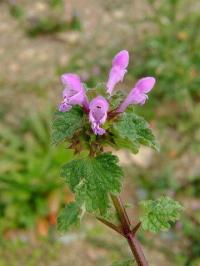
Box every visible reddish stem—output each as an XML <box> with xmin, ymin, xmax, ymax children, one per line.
<box><xmin>97</xmin><ymin>217</ymin><xmax>124</xmax><ymax>236</ymax></box>
<box><xmin>126</xmin><ymin>233</ymin><xmax>148</xmax><ymax>266</ymax></box>
<box><xmin>109</xmin><ymin>195</ymin><xmax>149</xmax><ymax>266</ymax></box>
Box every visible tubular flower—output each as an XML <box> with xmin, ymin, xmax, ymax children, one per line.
<box><xmin>106</xmin><ymin>50</ymin><xmax>129</xmax><ymax>95</ymax></box>
<box><xmin>117</xmin><ymin>77</ymin><xmax>156</xmax><ymax>113</ymax></box>
<box><xmin>59</xmin><ymin>73</ymin><xmax>89</xmax><ymax>112</ymax></box>
<box><xmin>58</xmin><ymin>50</ymin><xmax>156</xmax><ymax>135</ymax></box>
<box><xmin>89</xmin><ymin>96</ymin><xmax>109</xmax><ymax>135</ymax></box>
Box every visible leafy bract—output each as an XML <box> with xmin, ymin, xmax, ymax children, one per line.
<box><xmin>52</xmin><ymin>106</ymin><xmax>84</xmax><ymax>145</ymax></box>
<box><xmin>57</xmin><ymin>202</ymin><xmax>80</xmax><ymax>231</ymax></box>
<box><xmin>112</xmin><ymin>111</ymin><xmax>159</xmax><ymax>153</ymax></box>
<box><xmin>140</xmin><ymin>196</ymin><xmax>183</xmax><ymax>233</ymax></box>
<box><xmin>61</xmin><ymin>153</ymin><xmax>123</xmax><ymax>215</ymax></box>
<box><xmin>110</xmin><ymin>90</ymin><xmax>126</xmax><ymax>109</ymax></box>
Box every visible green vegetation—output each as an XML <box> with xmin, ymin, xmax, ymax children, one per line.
<box><xmin>111</xmin><ymin>259</ymin><xmax>134</xmax><ymax>266</ymax></box>
<box><xmin>8</xmin><ymin>0</ymin><xmax>81</xmax><ymax>37</ymax></box>
<box><xmin>112</xmin><ymin>111</ymin><xmax>159</xmax><ymax>153</ymax></box>
<box><xmin>52</xmin><ymin>107</ymin><xmax>84</xmax><ymax>145</ymax></box>
<box><xmin>1</xmin><ymin>0</ymin><xmax>199</xmax><ymax>265</ymax></box>
<box><xmin>0</xmin><ymin>108</ymin><xmax>73</xmax><ymax>232</ymax></box>
<box><xmin>60</xmin><ymin>153</ymin><xmax>123</xmax><ymax>216</ymax></box>
<box><xmin>132</xmin><ymin>0</ymin><xmax>200</xmax><ymax>102</ymax></box>
<box><xmin>140</xmin><ymin>196</ymin><xmax>183</xmax><ymax>233</ymax></box>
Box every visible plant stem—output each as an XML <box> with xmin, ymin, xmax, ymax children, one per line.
<box><xmin>126</xmin><ymin>233</ymin><xmax>149</xmax><ymax>266</ymax></box>
<box><xmin>96</xmin><ymin>217</ymin><xmax>124</xmax><ymax>236</ymax></box>
<box><xmin>101</xmin><ymin>194</ymin><xmax>149</xmax><ymax>266</ymax></box>
<box><xmin>111</xmin><ymin>195</ymin><xmax>148</xmax><ymax>266</ymax></box>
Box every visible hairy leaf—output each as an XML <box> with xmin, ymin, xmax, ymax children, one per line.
<box><xmin>61</xmin><ymin>153</ymin><xmax>123</xmax><ymax>215</ymax></box>
<box><xmin>112</xmin><ymin>111</ymin><xmax>159</xmax><ymax>153</ymax></box>
<box><xmin>57</xmin><ymin>202</ymin><xmax>80</xmax><ymax>231</ymax></box>
<box><xmin>140</xmin><ymin>196</ymin><xmax>183</xmax><ymax>233</ymax></box>
<box><xmin>110</xmin><ymin>90</ymin><xmax>126</xmax><ymax>109</ymax></box>
<box><xmin>52</xmin><ymin>106</ymin><xmax>84</xmax><ymax>145</ymax></box>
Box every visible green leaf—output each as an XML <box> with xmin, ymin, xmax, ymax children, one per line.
<box><xmin>57</xmin><ymin>202</ymin><xmax>80</xmax><ymax>231</ymax></box>
<box><xmin>51</xmin><ymin>106</ymin><xmax>84</xmax><ymax>145</ymax></box>
<box><xmin>110</xmin><ymin>90</ymin><xmax>126</xmax><ymax>109</ymax></box>
<box><xmin>61</xmin><ymin>153</ymin><xmax>123</xmax><ymax>215</ymax></box>
<box><xmin>111</xmin><ymin>259</ymin><xmax>135</xmax><ymax>266</ymax></box>
<box><xmin>140</xmin><ymin>196</ymin><xmax>183</xmax><ymax>233</ymax></box>
<box><xmin>112</xmin><ymin>111</ymin><xmax>159</xmax><ymax>153</ymax></box>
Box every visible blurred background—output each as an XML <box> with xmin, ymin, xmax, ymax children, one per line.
<box><xmin>0</xmin><ymin>0</ymin><xmax>199</xmax><ymax>265</ymax></box>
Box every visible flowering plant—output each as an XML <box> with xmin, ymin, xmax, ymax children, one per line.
<box><xmin>52</xmin><ymin>50</ymin><xmax>183</xmax><ymax>266</ymax></box>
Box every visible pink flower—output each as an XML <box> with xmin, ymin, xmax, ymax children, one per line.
<box><xmin>117</xmin><ymin>77</ymin><xmax>156</xmax><ymax>113</ymax></box>
<box><xmin>57</xmin><ymin>51</ymin><xmax>156</xmax><ymax>136</ymax></box>
<box><xmin>89</xmin><ymin>96</ymin><xmax>109</xmax><ymax>135</ymax></box>
<box><xmin>59</xmin><ymin>73</ymin><xmax>89</xmax><ymax>112</ymax></box>
<box><xmin>106</xmin><ymin>50</ymin><xmax>129</xmax><ymax>95</ymax></box>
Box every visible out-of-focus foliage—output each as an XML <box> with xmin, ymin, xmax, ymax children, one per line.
<box><xmin>111</xmin><ymin>259</ymin><xmax>134</xmax><ymax>266</ymax></box>
<box><xmin>8</xmin><ymin>0</ymin><xmax>81</xmax><ymax>37</ymax></box>
<box><xmin>132</xmin><ymin>0</ymin><xmax>200</xmax><ymax>102</ymax></box>
<box><xmin>0</xmin><ymin>108</ymin><xmax>72</xmax><ymax>232</ymax></box>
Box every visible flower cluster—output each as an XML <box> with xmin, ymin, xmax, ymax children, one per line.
<box><xmin>58</xmin><ymin>50</ymin><xmax>156</xmax><ymax>135</ymax></box>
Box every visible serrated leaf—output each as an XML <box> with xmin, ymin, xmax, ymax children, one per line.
<box><xmin>95</xmin><ymin>82</ymin><xmax>107</xmax><ymax>96</ymax></box>
<box><xmin>112</xmin><ymin>111</ymin><xmax>159</xmax><ymax>153</ymax></box>
<box><xmin>61</xmin><ymin>153</ymin><xmax>123</xmax><ymax>215</ymax></box>
<box><xmin>111</xmin><ymin>259</ymin><xmax>135</xmax><ymax>266</ymax></box>
<box><xmin>57</xmin><ymin>202</ymin><xmax>80</xmax><ymax>231</ymax></box>
<box><xmin>110</xmin><ymin>90</ymin><xmax>126</xmax><ymax>109</ymax></box>
<box><xmin>52</xmin><ymin>106</ymin><xmax>84</xmax><ymax>145</ymax></box>
<box><xmin>140</xmin><ymin>196</ymin><xmax>183</xmax><ymax>233</ymax></box>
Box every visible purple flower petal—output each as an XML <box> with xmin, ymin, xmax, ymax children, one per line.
<box><xmin>117</xmin><ymin>77</ymin><xmax>156</xmax><ymax>113</ymax></box>
<box><xmin>61</xmin><ymin>73</ymin><xmax>81</xmax><ymax>90</ymax></box>
<box><xmin>59</xmin><ymin>73</ymin><xmax>89</xmax><ymax>112</ymax></box>
<box><xmin>135</xmin><ymin>77</ymin><xmax>156</xmax><ymax>93</ymax></box>
<box><xmin>59</xmin><ymin>102</ymin><xmax>71</xmax><ymax>112</ymax></box>
<box><xmin>112</xmin><ymin>50</ymin><xmax>129</xmax><ymax>69</ymax></box>
<box><xmin>89</xmin><ymin>96</ymin><xmax>109</xmax><ymax>135</ymax></box>
<box><xmin>106</xmin><ymin>50</ymin><xmax>129</xmax><ymax>95</ymax></box>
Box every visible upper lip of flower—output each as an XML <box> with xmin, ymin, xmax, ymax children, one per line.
<box><xmin>117</xmin><ymin>77</ymin><xmax>156</xmax><ymax>113</ymax></box>
<box><xmin>59</xmin><ymin>73</ymin><xmax>89</xmax><ymax>112</ymax></box>
<box><xmin>106</xmin><ymin>50</ymin><xmax>129</xmax><ymax>95</ymax></box>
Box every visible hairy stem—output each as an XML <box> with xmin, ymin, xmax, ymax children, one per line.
<box><xmin>99</xmin><ymin>194</ymin><xmax>149</xmax><ymax>266</ymax></box>
<box><xmin>111</xmin><ymin>195</ymin><xmax>148</xmax><ymax>266</ymax></box>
